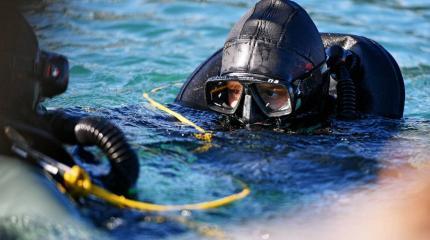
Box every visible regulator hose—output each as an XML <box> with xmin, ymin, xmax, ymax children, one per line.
<box><xmin>74</xmin><ymin>117</ymin><xmax>139</xmax><ymax>195</ymax></box>
<box><xmin>336</xmin><ymin>66</ymin><xmax>358</xmax><ymax>119</ymax></box>
<box><xmin>326</xmin><ymin>45</ymin><xmax>359</xmax><ymax>120</ymax></box>
<box><xmin>46</xmin><ymin>110</ymin><xmax>139</xmax><ymax>195</ymax></box>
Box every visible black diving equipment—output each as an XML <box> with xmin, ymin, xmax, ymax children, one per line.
<box><xmin>2</xmin><ymin>49</ymin><xmax>69</xmax><ymax>102</ymax></box>
<box><xmin>176</xmin><ymin>0</ymin><xmax>405</xmax><ymax>125</ymax></box>
<box><xmin>206</xmin><ymin>78</ymin><xmax>293</xmax><ymax>117</ymax></box>
<box><xmin>0</xmin><ymin>7</ymin><xmax>69</xmax><ymax>117</ymax></box>
<box><xmin>0</xmin><ymin>49</ymin><xmax>69</xmax><ymax>108</ymax></box>
<box><xmin>326</xmin><ymin>45</ymin><xmax>360</xmax><ymax>120</ymax></box>
<box><xmin>0</xmin><ymin>8</ymin><xmax>138</xmax><ymax>196</ymax></box>
<box><xmin>199</xmin><ymin>0</ymin><xmax>329</xmax><ymax>126</ymax></box>
<box><xmin>4</xmin><ymin>126</ymin><xmax>72</xmax><ymax>181</ymax></box>
<box><xmin>37</xmin><ymin>50</ymin><xmax>69</xmax><ymax>99</ymax></box>
<box><xmin>45</xmin><ymin>110</ymin><xmax>140</xmax><ymax>195</ymax></box>
<box><xmin>205</xmin><ymin>62</ymin><xmax>328</xmax><ymax>124</ymax></box>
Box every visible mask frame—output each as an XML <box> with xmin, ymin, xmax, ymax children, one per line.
<box><xmin>205</xmin><ymin>61</ymin><xmax>327</xmax><ymax>119</ymax></box>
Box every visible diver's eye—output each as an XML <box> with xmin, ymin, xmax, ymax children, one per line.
<box><xmin>261</xmin><ymin>89</ymin><xmax>279</xmax><ymax>98</ymax></box>
<box><xmin>267</xmin><ymin>90</ymin><xmax>278</xmax><ymax>97</ymax></box>
<box><xmin>228</xmin><ymin>88</ymin><xmax>241</xmax><ymax>95</ymax></box>
<box><xmin>255</xmin><ymin>83</ymin><xmax>291</xmax><ymax>112</ymax></box>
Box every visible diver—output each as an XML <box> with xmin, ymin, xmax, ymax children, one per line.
<box><xmin>0</xmin><ymin>7</ymin><xmax>139</xmax><ymax>195</ymax></box>
<box><xmin>175</xmin><ymin>0</ymin><xmax>405</xmax><ymax>130</ymax></box>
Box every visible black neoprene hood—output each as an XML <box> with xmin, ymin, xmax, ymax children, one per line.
<box><xmin>221</xmin><ymin>0</ymin><xmax>326</xmax><ymax>83</ymax></box>
<box><xmin>211</xmin><ymin>0</ymin><xmax>329</xmax><ymax>119</ymax></box>
<box><xmin>0</xmin><ymin>7</ymin><xmax>40</xmax><ymax>116</ymax></box>
<box><xmin>0</xmin><ymin>7</ymin><xmax>70</xmax><ymax>118</ymax></box>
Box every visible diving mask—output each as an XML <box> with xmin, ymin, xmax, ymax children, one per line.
<box><xmin>205</xmin><ymin>62</ymin><xmax>327</xmax><ymax>123</ymax></box>
<box><xmin>205</xmin><ymin>76</ymin><xmax>294</xmax><ymax>119</ymax></box>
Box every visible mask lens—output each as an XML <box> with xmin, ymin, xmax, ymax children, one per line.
<box><xmin>255</xmin><ymin>83</ymin><xmax>292</xmax><ymax>114</ymax></box>
<box><xmin>206</xmin><ymin>80</ymin><xmax>243</xmax><ymax>113</ymax></box>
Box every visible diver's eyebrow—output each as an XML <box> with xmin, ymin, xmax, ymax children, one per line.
<box><xmin>210</xmin><ymin>85</ymin><xmax>228</xmax><ymax>94</ymax></box>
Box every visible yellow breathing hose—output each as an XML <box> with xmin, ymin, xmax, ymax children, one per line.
<box><xmin>6</xmin><ymin>85</ymin><xmax>250</xmax><ymax>239</ymax></box>
<box><xmin>63</xmin><ymin>88</ymin><xmax>251</xmax><ymax>238</ymax></box>
<box><xmin>143</xmin><ymin>93</ymin><xmax>213</xmax><ymax>142</ymax></box>
<box><xmin>63</xmin><ymin>165</ymin><xmax>250</xmax><ymax>212</ymax></box>
<box><xmin>53</xmin><ymin>90</ymin><xmax>251</xmax><ymax>213</ymax></box>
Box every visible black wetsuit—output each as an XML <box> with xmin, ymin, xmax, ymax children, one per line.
<box><xmin>0</xmin><ymin>109</ymin><xmax>140</xmax><ymax>195</ymax></box>
<box><xmin>175</xmin><ymin>33</ymin><xmax>405</xmax><ymax>120</ymax></box>
<box><xmin>0</xmin><ymin>113</ymin><xmax>76</xmax><ymax>166</ymax></box>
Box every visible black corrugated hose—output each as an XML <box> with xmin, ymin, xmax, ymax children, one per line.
<box><xmin>326</xmin><ymin>45</ymin><xmax>359</xmax><ymax>120</ymax></box>
<box><xmin>46</xmin><ymin>110</ymin><xmax>139</xmax><ymax>195</ymax></box>
<box><xmin>336</xmin><ymin>65</ymin><xmax>358</xmax><ymax>119</ymax></box>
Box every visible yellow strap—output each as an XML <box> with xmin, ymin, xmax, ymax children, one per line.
<box><xmin>64</xmin><ymin>165</ymin><xmax>250</xmax><ymax>212</ymax></box>
<box><xmin>143</xmin><ymin>93</ymin><xmax>213</xmax><ymax>142</ymax></box>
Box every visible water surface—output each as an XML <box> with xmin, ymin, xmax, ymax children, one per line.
<box><xmin>17</xmin><ymin>0</ymin><xmax>430</xmax><ymax>239</ymax></box>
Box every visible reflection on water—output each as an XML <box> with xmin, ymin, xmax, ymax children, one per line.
<box><xmin>10</xmin><ymin>0</ymin><xmax>430</xmax><ymax>239</ymax></box>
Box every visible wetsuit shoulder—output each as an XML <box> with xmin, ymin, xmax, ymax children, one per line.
<box><xmin>322</xmin><ymin>33</ymin><xmax>405</xmax><ymax>119</ymax></box>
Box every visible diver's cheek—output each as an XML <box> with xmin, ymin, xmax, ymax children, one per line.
<box><xmin>229</xmin><ymin>100</ymin><xmax>238</xmax><ymax>108</ymax></box>
<box><xmin>228</xmin><ymin>94</ymin><xmax>241</xmax><ymax>108</ymax></box>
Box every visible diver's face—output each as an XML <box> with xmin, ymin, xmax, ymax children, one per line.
<box><xmin>206</xmin><ymin>79</ymin><xmax>294</xmax><ymax>126</ymax></box>
<box><xmin>227</xmin><ymin>81</ymin><xmax>243</xmax><ymax>108</ymax></box>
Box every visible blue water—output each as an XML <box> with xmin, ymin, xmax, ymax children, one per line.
<box><xmin>17</xmin><ymin>0</ymin><xmax>430</xmax><ymax>239</ymax></box>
